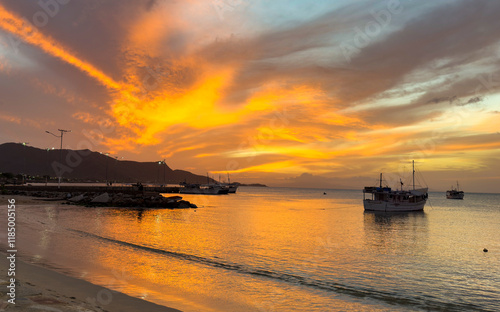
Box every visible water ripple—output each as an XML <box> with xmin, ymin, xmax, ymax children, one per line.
<box><xmin>69</xmin><ymin>228</ymin><xmax>493</xmax><ymax>312</ymax></box>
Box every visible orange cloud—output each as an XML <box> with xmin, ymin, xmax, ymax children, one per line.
<box><xmin>441</xmin><ymin>141</ymin><xmax>500</xmax><ymax>152</ymax></box>
<box><xmin>107</xmin><ymin>69</ymin><xmax>336</xmax><ymax>150</ymax></box>
<box><xmin>0</xmin><ymin>113</ymin><xmax>21</xmax><ymax>124</ymax></box>
<box><xmin>215</xmin><ymin>160</ymin><xmax>302</xmax><ymax>174</ymax></box>
<box><xmin>0</xmin><ymin>4</ymin><xmax>123</xmax><ymax>91</ymax></box>
<box><xmin>109</xmin><ymin>68</ymin><xmax>237</xmax><ymax>145</ymax></box>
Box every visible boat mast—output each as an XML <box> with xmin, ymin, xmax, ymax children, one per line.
<box><xmin>412</xmin><ymin>160</ymin><xmax>415</xmax><ymax>190</ymax></box>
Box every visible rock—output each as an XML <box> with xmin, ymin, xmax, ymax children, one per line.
<box><xmin>91</xmin><ymin>192</ymin><xmax>111</xmax><ymax>203</ymax></box>
<box><xmin>165</xmin><ymin>196</ymin><xmax>182</xmax><ymax>201</ymax></box>
<box><xmin>62</xmin><ymin>191</ymin><xmax>197</xmax><ymax>209</ymax></box>
<box><xmin>68</xmin><ymin>194</ymin><xmax>86</xmax><ymax>202</ymax></box>
<box><xmin>177</xmin><ymin>200</ymin><xmax>191</xmax><ymax>208</ymax></box>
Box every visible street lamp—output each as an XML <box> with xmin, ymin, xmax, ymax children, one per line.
<box><xmin>45</xmin><ymin>147</ymin><xmax>54</xmax><ymax>186</ymax></box>
<box><xmin>157</xmin><ymin>161</ymin><xmax>161</xmax><ymax>185</ymax></box>
<box><xmin>101</xmin><ymin>153</ymin><xmax>122</xmax><ymax>186</ymax></box>
<box><xmin>20</xmin><ymin>142</ymin><xmax>29</xmax><ymax>184</ymax></box>
<box><xmin>99</xmin><ymin>152</ymin><xmax>110</xmax><ymax>186</ymax></box>
<box><xmin>158</xmin><ymin>159</ymin><xmax>166</xmax><ymax>186</ymax></box>
<box><xmin>112</xmin><ymin>156</ymin><xmax>123</xmax><ymax>184</ymax></box>
<box><xmin>45</xmin><ymin>129</ymin><xmax>71</xmax><ymax>188</ymax></box>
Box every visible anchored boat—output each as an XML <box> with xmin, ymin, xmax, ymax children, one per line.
<box><xmin>179</xmin><ymin>173</ymin><xmax>229</xmax><ymax>195</ymax></box>
<box><xmin>446</xmin><ymin>181</ymin><xmax>464</xmax><ymax>199</ymax></box>
<box><xmin>179</xmin><ymin>182</ymin><xmax>229</xmax><ymax>195</ymax></box>
<box><xmin>222</xmin><ymin>173</ymin><xmax>238</xmax><ymax>193</ymax></box>
<box><xmin>363</xmin><ymin>160</ymin><xmax>428</xmax><ymax>212</ymax></box>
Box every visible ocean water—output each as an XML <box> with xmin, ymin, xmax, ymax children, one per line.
<box><xmin>2</xmin><ymin>187</ymin><xmax>499</xmax><ymax>311</ymax></box>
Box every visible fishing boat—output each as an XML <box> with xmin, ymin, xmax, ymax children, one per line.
<box><xmin>179</xmin><ymin>173</ymin><xmax>229</xmax><ymax>195</ymax></box>
<box><xmin>179</xmin><ymin>182</ymin><xmax>229</xmax><ymax>195</ymax></box>
<box><xmin>363</xmin><ymin>160</ymin><xmax>428</xmax><ymax>212</ymax></box>
<box><xmin>219</xmin><ymin>183</ymin><xmax>238</xmax><ymax>193</ymax></box>
<box><xmin>223</xmin><ymin>173</ymin><xmax>238</xmax><ymax>193</ymax></box>
<box><xmin>446</xmin><ymin>181</ymin><xmax>464</xmax><ymax>199</ymax></box>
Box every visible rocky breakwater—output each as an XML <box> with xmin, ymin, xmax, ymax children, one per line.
<box><xmin>68</xmin><ymin>192</ymin><xmax>197</xmax><ymax>209</ymax></box>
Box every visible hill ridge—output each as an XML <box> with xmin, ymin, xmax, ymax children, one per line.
<box><xmin>0</xmin><ymin>142</ymin><xmax>212</xmax><ymax>184</ymax></box>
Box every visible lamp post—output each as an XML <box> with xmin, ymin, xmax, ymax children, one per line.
<box><xmin>157</xmin><ymin>161</ymin><xmax>161</xmax><ymax>186</ymax></box>
<box><xmin>45</xmin><ymin>147</ymin><xmax>54</xmax><ymax>186</ymax></box>
<box><xmin>21</xmin><ymin>142</ymin><xmax>29</xmax><ymax>184</ymax></box>
<box><xmin>100</xmin><ymin>152</ymin><xmax>110</xmax><ymax>186</ymax></box>
<box><xmin>45</xmin><ymin>129</ymin><xmax>71</xmax><ymax>188</ymax></box>
<box><xmin>105</xmin><ymin>153</ymin><xmax>109</xmax><ymax>185</ymax></box>
<box><xmin>112</xmin><ymin>156</ymin><xmax>123</xmax><ymax>185</ymax></box>
<box><xmin>158</xmin><ymin>159</ymin><xmax>166</xmax><ymax>186</ymax></box>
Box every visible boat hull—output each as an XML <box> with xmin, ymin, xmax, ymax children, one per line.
<box><xmin>179</xmin><ymin>187</ymin><xmax>229</xmax><ymax>195</ymax></box>
<box><xmin>228</xmin><ymin>186</ymin><xmax>237</xmax><ymax>193</ymax></box>
<box><xmin>446</xmin><ymin>192</ymin><xmax>464</xmax><ymax>199</ymax></box>
<box><xmin>363</xmin><ymin>199</ymin><xmax>426</xmax><ymax>212</ymax></box>
<box><xmin>446</xmin><ymin>191</ymin><xmax>464</xmax><ymax>199</ymax></box>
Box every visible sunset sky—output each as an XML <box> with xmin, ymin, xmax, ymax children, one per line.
<box><xmin>0</xmin><ymin>0</ymin><xmax>499</xmax><ymax>192</ymax></box>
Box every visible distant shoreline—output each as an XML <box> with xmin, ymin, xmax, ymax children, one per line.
<box><xmin>237</xmin><ymin>183</ymin><xmax>267</xmax><ymax>187</ymax></box>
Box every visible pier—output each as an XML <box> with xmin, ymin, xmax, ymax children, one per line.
<box><xmin>2</xmin><ymin>184</ymin><xmax>181</xmax><ymax>195</ymax></box>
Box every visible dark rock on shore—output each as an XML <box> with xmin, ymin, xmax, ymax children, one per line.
<box><xmin>1</xmin><ymin>189</ymin><xmax>197</xmax><ymax>209</ymax></box>
<box><xmin>72</xmin><ymin>192</ymin><xmax>197</xmax><ymax>209</ymax></box>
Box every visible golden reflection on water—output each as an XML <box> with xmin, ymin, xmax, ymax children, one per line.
<box><xmin>85</xmin><ymin>207</ymin><xmax>236</xmax><ymax>310</ymax></box>
<box><xmin>9</xmin><ymin>190</ymin><xmax>498</xmax><ymax>311</ymax></box>
<box><xmin>363</xmin><ymin>211</ymin><xmax>429</xmax><ymax>253</ymax></box>
<box><xmin>65</xmin><ymin>193</ymin><xmax>379</xmax><ymax>311</ymax></box>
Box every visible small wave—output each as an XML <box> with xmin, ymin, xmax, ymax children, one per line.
<box><xmin>69</xmin><ymin>229</ymin><xmax>492</xmax><ymax>312</ymax></box>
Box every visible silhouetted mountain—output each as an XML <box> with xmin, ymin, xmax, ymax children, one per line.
<box><xmin>0</xmin><ymin>142</ymin><xmax>214</xmax><ymax>184</ymax></box>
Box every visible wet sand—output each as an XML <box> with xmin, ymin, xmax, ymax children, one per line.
<box><xmin>0</xmin><ymin>194</ymin><xmax>64</xmax><ymax>205</ymax></box>
<box><xmin>0</xmin><ymin>253</ymin><xmax>181</xmax><ymax>311</ymax></box>
<box><xmin>0</xmin><ymin>194</ymin><xmax>181</xmax><ymax>311</ymax></box>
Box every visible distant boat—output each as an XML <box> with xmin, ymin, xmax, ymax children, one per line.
<box><xmin>180</xmin><ymin>173</ymin><xmax>230</xmax><ymax>195</ymax></box>
<box><xmin>222</xmin><ymin>173</ymin><xmax>238</xmax><ymax>193</ymax></box>
<box><xmin>446</xmin><ymin>181</ymin><xmax>464</xmax><ymax>199</ymax></box>
<box><xmin>225</xmin><ymin>183</ymin><xmax>238</xmax><ymax>193</ymax></box>
<box><xmin>179</xmin><ymin>182</ymin><xmax>229</xmax><ymax>195</ymax></box>
<box><xmin>363</xmin><ymin>160</ymin><xmax>428</xmax><ymax>212</ymax></box>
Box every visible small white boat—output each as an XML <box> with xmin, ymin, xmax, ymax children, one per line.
<box><xmin>446</xmin><ymin>181</ymin><xmax>464</xmax><ymax>199</ymax></box>
<box><xmin>227</xmin><ymin>184</ymin><xmax>238</xmax><ymax>193</ymax></box>
<box><xmin>363</xmin><ymin>161</ymin><xmax>428</xmax><ymax>212</ymax></box>
<box><xmin>179</xmin><ymin>182</ymin><xmax>229</xmax><ymax>195</ymax></box>
<box><xmin>218</xmin><ymin>183</ymin><xmax>238</xmax><ymax>193</ymax></box>
<box><xmin>219</xmin><ymin>173</ymin><xmax>238</xmax><ymax>193</ymax></box>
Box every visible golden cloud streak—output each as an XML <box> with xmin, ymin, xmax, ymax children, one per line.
<box><xmin>0</xmin><ymin>113</ymin><xmax>21</xmax><ymax>124</ymax></box>
<box><xmin>215</xmin><ymin>160</ymin><xmax>303</xmax><ymax>174</ymax></box>
<box><xmin>0</xmin><ymin>4</ymin><xmax>122</xmax><ymax>90</ymax></box>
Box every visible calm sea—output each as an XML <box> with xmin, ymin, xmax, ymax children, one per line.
<box><xmin>2</xmin><ymin>187</ymin><xmax>499</xmax><ymax>311</ymax></box>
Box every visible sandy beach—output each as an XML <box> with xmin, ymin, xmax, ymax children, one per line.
<box><xmin>0</xmin><ymin>253</ymin><xmax>181</xmax><ymax>311</ymax></box>
<box><xmin>0</xmin><ymin>195</ymin><xmax>181</xmax><ymax>312</ymax></box>
<box><xmin>0</xmin><ymin>194</ymin><xmax>63</xmax><ymax>205</ymax></box>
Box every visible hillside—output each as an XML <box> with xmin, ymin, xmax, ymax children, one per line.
<box><xmin>0</xmin><ymin>142</ymin><xmax>213</xmax><ymax>184</ymax></box>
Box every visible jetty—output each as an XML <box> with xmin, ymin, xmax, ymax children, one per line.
<box><xmin>2</xmin><ymin>184</ymin><xmax>180</xmax><ymax>195</ymax></box>
<box><xmin>1</xmin><ymin>184</ymin><xmax>197</xmax><ymax>209</ymax></box>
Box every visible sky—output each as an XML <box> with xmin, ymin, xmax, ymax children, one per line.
<box><xmin>0</xmin><ymin>0</ymin><xmax>499</xmax><ymax>192</ymax></box>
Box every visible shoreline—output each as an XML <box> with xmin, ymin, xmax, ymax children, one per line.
<box><xmin>0</xmin><ymin>251</ymin><xmax>181</xmax><ymax>311</ymax></box>
<box><xmin>0</xmin><ymin>194</ymin><xmax>66</xmax><ymax>205</ymax></box>
<box><xmin>0</xmin><ymin>194</ymin><xmax>182</xmax><ymax>311</ymax></box>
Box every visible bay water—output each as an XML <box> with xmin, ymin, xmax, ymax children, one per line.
<box><xmin>2</xmin><ymin>187</ymin><xmax>499</xmax><ymax>311</ymax></box>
